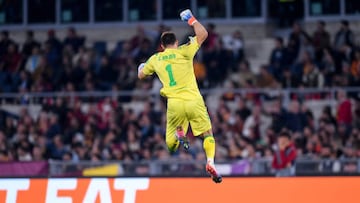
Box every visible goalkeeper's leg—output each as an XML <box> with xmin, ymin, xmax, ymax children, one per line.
<box><xmin>165</xmin><ymin>124</ymin><xmax>189</xmax><ymax>153</ymax></box>
<box><xmin>201</xmin><ymin>129</ymin><xmax>222</xmax><ymax>183</ymax></box>
<box><xmin>187</xmin><ymin>99</ymin><xmax>222</xmax><ymax>183</ymax></box>
<box><xmin>165</xmin><ymin>102</ymin><xmax>189</xmax><ymax>153</ymax></box>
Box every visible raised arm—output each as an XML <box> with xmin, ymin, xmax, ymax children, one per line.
<box><xmin>193</xmin><ymin>21</ymin><xmax>208</xmax><ymax>45</ymax></box>
<box><xmin>180</xmin><ymin>9</ymin><xmax>208</xmax><ymax>46</ymax></box>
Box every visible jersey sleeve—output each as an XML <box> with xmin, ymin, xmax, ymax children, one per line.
<box><xmin>178</xmin><ymin>36</ymin><xmax>200</xmax><ymax>59</ymax></box>
<box><xmin>142</xmin><ymin>55</ymin><xmax>156</xmax><ymax>76</ymax></box>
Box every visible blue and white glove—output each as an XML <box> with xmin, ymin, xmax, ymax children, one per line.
<box><xmin>180</xmin><ymin>9</ymin><xmax>197</xmax><ymax>26</ymax></box>
<box><xmin>138</xmin><ymin>63</ymin><xmax>145</xmax><ymax>73</ymax></box>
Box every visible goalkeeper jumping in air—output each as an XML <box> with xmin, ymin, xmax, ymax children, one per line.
<box><xmin>138</xmin><ymin>9</ymin><xmax>222</xmax><ymax>183</ymax></box>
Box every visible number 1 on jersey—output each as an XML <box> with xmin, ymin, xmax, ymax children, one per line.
<box><xmin>165</xmin><ymin>64</ymin><xmax>177</xmax><ymax>86</ymax></box>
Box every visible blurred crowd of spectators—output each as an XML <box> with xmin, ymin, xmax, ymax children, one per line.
<box><xmin>0</xmin><ymin>21</ymin><xmax>359</xmax><ymax>174</ymax></box>
<box><xmin>265</xmin><ymin>20</ymin><xmax>360</xmax><ymax>89</ymax></box>
<box><xmin>0</xmin><ymin>20</ymin><xmax>359</xmax><ymax>93</ymax></box>
<box><xmin>1</xmin><ymin>26</ymin><xmax>142</xmax><ymax>94</ymax></box>
<box><xmin>0</xmin><ymin>23</ymin><xmax>244</xmax><ymax>94</ymax></box>
<box><xmin>0</xmin><ymin>88</ymin><xmax>359</xmax><ymax>173</ymax></box>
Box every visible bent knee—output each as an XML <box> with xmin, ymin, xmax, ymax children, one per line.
<box><xmin>200</xmin><ymin>129</ymin><xmax>213</xmax><ymax>138</ymax></box>
<box><xmin>166</xmin><ymin>139</ymin><xmax>179</xmax><ymax>153</ymax></box>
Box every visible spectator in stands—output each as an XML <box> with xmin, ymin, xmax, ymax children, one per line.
<box><xmin>342</xmin><ymin>144</ymin><xmax>356</xmax><ymax>158</ymax></box>
<box><xmin>134</xmin><ymin>38</ymin><xmax>154</xmax><ymax>64</ymax></box>
<box><xmin>31</xmin><ymin>55</ymin><xmax>53</xmax><ymax>91</ymax></box>
<box><xmin>320</xmin><ymin>105</ymin><xmax>338</xmax><ymax>128</ymax></box>
<box><xmin>11</xmin><ymin>122</ymin><xmax>26</xmax><ymax>146</ymax></box>
<box><xmin>0</xmin><ymin>30</ymin><xmax>14</xmax><ymax>58</ymax></box>
<box><xmin>312</xmin><ymin>20</ymin><xmax>330</xmax><ymax>61</ymax></box>
<box><xmin>235</xmin><ymin>60</ymin><xmax>256</xmax><ymax>89</ymax></box>
<box><xmin>339</xmin><ymin>44</ymin><xmax>355</xmax><ymax>69</ymax></box>
<box><xmin>1</xmin><ymin>43</ymin><xmax>22</xmax><ymax>74</ymax></box>
<box><xmin>45</xmin><ymin>29</ymin><xmax>62</xmax><ymax>54</ymax></box>
<box><xmin>222</xmin><ymin>30</ymin><xmax>245</xmax><ymax>62</ymax></box>
<box><xmin>72</xmin><ymin>56</ymin><xmax>92</xmax><ymax>91</ymax></box>
<box><xmin>61</xmin><ymin>151</ymin><xmax>78</xmax><ymax>172</ymax></box>
<box><xmin>17</xmin><ymin>146</ymin><xmax>32</xmax><ymax>161</ymax></box>
<box><xmin>0</xmin><ymin>150</ymin><xmax>9</xmax><ymax>162</ymax></box>
<box><xmin>47</xmin><ymin>135</ymin><xmax>67</xmax><ymax>160</ymax></box>
<box><xmin>32</xmin><ymin>145</ymin><xmax>45</xmax><ymax>161</ymax></box>
<box><xmin>281</xmin><ymin>68</ymin><xmax>300</xmax><ymax>88</ymax></box>
<box><xmin>235</xmin><ymin>96</ymin><xmax>251</xmax><ymax>122</ymax></box>
<box><xmin>242</xmin><ymin>104</ymin><xmax>271</xmax><ymax>141</ymax></box>
<box><xmin>22</xmin><ymin>30</ymin><xmax>41</xmax><ymax>57</ymax></box>
<box><xmin>350</xmin><ymin>50</ymin><xmax>360</xmax><ymax>86</ymax></box>
<box><xmin>318</xmin><ymin>144</ymin><xmax>341</xmax><ymax>173</ymax></box>
<box><xmin>0</xmin><ymin>42</ymin><xmax>22</xmax><ymax>92</ymax></box>
<box><xmin>96</xmin><ymin>54</ymin><xmax>117</xmax><ymax>91</ymax></box>
<box><xmin>336</xmin><ymin>89</ymin><xmax>352</xmax><ymax>130</ymax></box>
<box><xmin>216</xmin><ymin>102</ymin><xmax>236</xmax><ymax>127</ymax></box>
<box><xmin>3</xmin><ymin>117</ymin><xmax>15</xmax><ymax>137</ymax></box>
<box><xmin>55</xmin><ymin>55</ymin><xmax>74</xmax><ymax>89</ymax></box>
<box><xmin>256</xmin><ymin>65</ymin><xmax>278</xmax><ymax>88</ymax></box>
<box><xmin>302</xmin><ymin>57</ymin><xmax>324</xmax><ymax>88</ymax></box>
<box><xmin>203</xmin><ymin>39</ymin><xmax>232</xmax><ymax>87</ymax></box>
<box><xmin>72</xmin><ymin>46</ymin><xmax>90</xmax><ymax>68</ymax></box>
<box><xmin>286</xmin><ymin>100</ymin><xmax>306</xmax><ymax>133</ymax></box>
<box><xmin>334</xmin><ymin>20</ymin><xmax>355</xmax><ymax>51</ymax></box>
<box><xmin>130</xmin><ymin>25</ymin><xmax>148</xmax><ymax>52</ymax></box>
<box><xmin>0</xmin><ymin>130</ymin><xmax>7</xmax><ymax>149</ymax></box>
<box><xmin>354</xmin><ymin>101</ymin><xmax>360</xmax><ymax>128</ymax></box>
<box><xmin>337</xmin><ymin>62</ymin><xmax>355</xmax><ymax>87</ymax></box>
<box><xmin>193</xmin><ymin>60</ymin><xmax>207</xmax><ymax>88</ymax></box>
<box><xmin>25</xmin><ymin>46</ymin><xmax>41</xmax><ymax>74</ymax></box>
<box><xmin>44</xmin><ymin>40</ymin><xmax>61</xmax><ymax>71</ymax></box>
<box><xmin>269</xmin><ymin>37</ymin><xmax>288</xmax><ymax>81</ymax></box>
<box><xmin>269</xmin><ymin>99</ymin><xmax>288</xmax><ymax>133</ymax></box>
<box><xmin>17</xmin><ymin>70</ymin><xmax>31</xmax><ymax>92</ymax></box>
<box><xmin>320</xmin><ymin>48</ymin><xmax>336</xmax><ymax>86</ymax></box>
<box><xmin>203</xmin><ymin>23</ymin><xmax>219</xmax><ymax>53</ymax></box>
<box><xmin>333</xmin><ymin>20</ymin><xmax>356</xmax><ymax>72</ymax></box>
<box><xmin>272</xmin><ymin>131</ymin><xmax>297</xmax><ymax>176</ymax></box>
<box><xmin>291</xmin><ymin>50</ymin><xmax>313</xmax><ymax>79</ymax></box>
<box><xmin>46</xmin><ymin>114</ymin><xmax>61</xmax><ymax>139</ymax></box>
<box><xmin>307</xmin><ymin>131</ymin><xmax>322</xmax><ymax>155</ymax></box>
<box><xmin>287</xmin><ymin>22</ymin><xmax>312</xmax><ymax>65</ymax></box>
<box><xmin>64</xmin><ymin>27</ymin><xmax>85</xmax><ymax>53</ymax></box>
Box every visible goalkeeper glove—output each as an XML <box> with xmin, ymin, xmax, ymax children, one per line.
<box><xmin>180</xmin><ymin>9</ymin><xmax>197</xmax><ymax>26</ymax></box>
<box><xmin>138</xmin><ymin>63</ymin><xmax>145</xmax><ymax>73</ymax></box>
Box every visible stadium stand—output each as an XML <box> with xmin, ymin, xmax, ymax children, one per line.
<box><xmin>1</xmin><ymin>17</ymin><xmax>359</xmax><ymax>170</ymax></box>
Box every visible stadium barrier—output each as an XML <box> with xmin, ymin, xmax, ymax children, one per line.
<box><xmin>1</xmin><ymin>87</ymin><xmax>360</xmax><ymax>98</ymax></box>
<box><xmin>48</xmin><ymin>158</ymin><xmax>360</xmax><ymax>176</ymax></box>
<box><xmin>0</xmin><ymin>177</ymin><xmax>359</xmax><ymax>203</ymax></box>
<box><xmin>1</xmin><ymin>158</ymin><xmax>359</xmax><ymax>177</ymax></box>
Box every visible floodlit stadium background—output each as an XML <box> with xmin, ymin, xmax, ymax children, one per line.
<box><xmin>0</xmin><ymin>0</ymin><xmax>360</xmax><ymax>202</ymax></box>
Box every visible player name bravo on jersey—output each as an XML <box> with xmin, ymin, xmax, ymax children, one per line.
<box><xmin>157</xmin><ymin>53</ymin><xmax>176</xmax><ymax>61</ymax></box>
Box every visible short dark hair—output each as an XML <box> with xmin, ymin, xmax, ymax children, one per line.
<box><xmin>27</xmin><ymin>30</ymin><xmax>34</xmax><ymax>37</ymax></box>
<box><xmin>1</xmin><ymin>30</ymin><xmax>9</xmax><ymax>37</ymax></box>
<box><xmin>275</xmin><ymin>37</ymin><xmax>283</xmax><ymax>45</ymax></box>
<box><xmin>278</xmin><ymin>131</ymin><xmax>291</xmax><ymax>139</ymax></box>
<box><xmin>160</xmin><ymin>32</ymin><xmax>177</xmax><ymax>47</ymax></box>
<box><xmin>341</xmin><ymin>20</ymin><xmax>349</xmax><ymax>27</ymax></box>
<box><xmin>68</xmin><ymin>27</ymin><xmax>76</xmax><ymax>34</ymax></box>
<box><xmin>208</xmin><ymin>23</ymin><xmax>216</xmax><ymax>30</ymax></box>
<box><xmin>64</xmin><ymin>151</ymin><xmax>73</xmax><ymax>158</ymax></box>
<box><xmin>318</xmin><ymin>20</ymin><xmax>326</xmax><ymax>26</ymax></box>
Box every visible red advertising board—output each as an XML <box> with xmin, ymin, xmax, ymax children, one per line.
<box><xmin>0</xmin><ymin>177</ymin><xmax>359</xmax><ymax>203</ymax></box>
